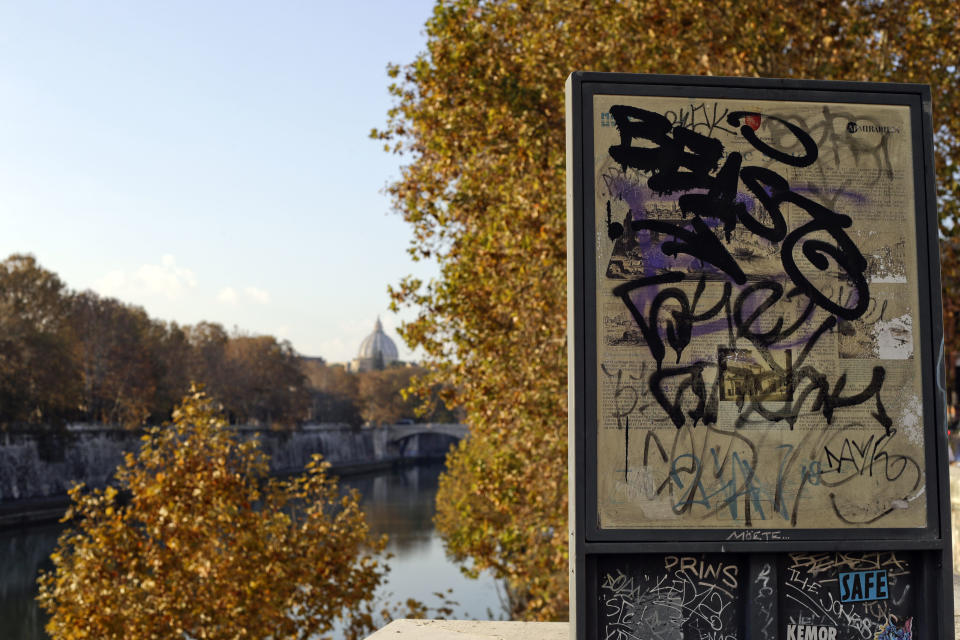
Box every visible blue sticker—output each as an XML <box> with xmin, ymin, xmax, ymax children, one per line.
<box><xmin>838</xmin><ymin>570</ymin><xmax>889</xmax><ymax>602</ymax></box>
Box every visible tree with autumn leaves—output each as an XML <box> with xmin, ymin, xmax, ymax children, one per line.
<box><xmin>37</xmin><ymin>386</ymin><xmax>388</xmax><ymax>640</ymax></box>
<box><xmin>376</xmin><ymin>0</ymin><xmax>960</xmax><ymax>620</ymax></box>
<box><xmin>0</xmin><ymin>254</ymin><xmax>313</xmax><ymax>429</ymax></box>
<box><xmin>0</xmin><ymin>254</ymin><xmax>457</xmax><ymax>431</ymax></box>
<box><xmin>0</xmin><ymin>254</ymin><xmax>78</xmax><ymax>428</ymax></box>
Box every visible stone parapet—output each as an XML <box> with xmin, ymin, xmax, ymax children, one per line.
<box><xmin>365</xmin><ymin>619</ymin><xmax>568</xmax><ymax>639</ymax></box>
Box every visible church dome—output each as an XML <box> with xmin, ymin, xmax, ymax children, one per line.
<box><xmin>357</xmin><ymin>317</ymin><xmax>399</xmax><ymax>363</ymax></box>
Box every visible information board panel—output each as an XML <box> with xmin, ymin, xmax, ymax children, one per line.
<box><xmin>592</xmin><ymin>96</ymin><xmax>925</xmax><ymax>531</ymax></box>
<box><xmin>596</xmin><ymin>553</ymin><xmax>745</xmax><ymax>639</ymax></box>
<box><xmin>780</xmin><ymin>551</ymin><xmax>918</xmax><ymax>640</ymax></box>
<box><xmin>566</xmin><ymin>73</ymin><xmax>951</xmax><ymax>640</ymax></box>
<box><xmin>592</xmin><ymin>552</ymin><xmax>918</xmax><ymax>640</ymax></box>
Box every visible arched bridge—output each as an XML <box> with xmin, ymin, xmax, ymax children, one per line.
<box><xmin>385</xmin><ymin>423</ymin><xmax>467</xmax><ymax>458</ymax></box>
<box><xmin>385</xmin><ymin>423</ymin><xmax>467</xmax><ymax>444</ymax></box>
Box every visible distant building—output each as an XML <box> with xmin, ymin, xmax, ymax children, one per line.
<box><xmin>348</xmin><ymin>317</ymin><xmax>400</xmax><ymax>372</ymax></box>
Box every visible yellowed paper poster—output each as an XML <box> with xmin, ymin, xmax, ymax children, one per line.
<box><xmin>592</xmin><ymin>95</ymin><xmax>925</xmax><ymax>530</ymax></box>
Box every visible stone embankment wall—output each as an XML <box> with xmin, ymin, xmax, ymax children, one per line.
<box><xmin>0</xmin><ymin>424</ymin><xmax>456</xmax><ymax>504</ymax></box>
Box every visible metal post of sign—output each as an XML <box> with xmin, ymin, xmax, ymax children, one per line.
<box><xmin>566</xmin><ymin>72</ymin><xmax>952</xmax><ymax>640</ymax></box>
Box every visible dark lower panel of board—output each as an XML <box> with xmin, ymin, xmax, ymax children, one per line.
<box><xmin>592</xmin><ymin>551</ymin><xmax>921</xmax><ymax>640</ymax></box>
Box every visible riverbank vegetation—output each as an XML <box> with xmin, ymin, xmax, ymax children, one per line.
<box><xmin>376</xmin><ymin>0</ymin><xmax>960</xmax><ymax>621</ymax></box>
<box><xmin>0</xmin><ymin>254</ymin><xmax>459</xmax><ymax>431</ymax></box>
<box><xmin>302</xmin><ymin>358</ymin><xmax>462</xmax><ymax>427</ymax></box>
<box><xmin>37</xmin><ymin>387</ymin><xmax>388</xmax><ymax>640</ymax></box>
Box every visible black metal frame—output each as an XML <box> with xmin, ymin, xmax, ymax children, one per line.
<box><xmin>566</xmin><ymin>72</ymin><xmax>952</xmax><ymax>640</ymax></box>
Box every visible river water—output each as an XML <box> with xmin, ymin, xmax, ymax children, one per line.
<box><xmin>0</xmin><ymin>462</ymin><xmax>503</xmax><ymax>639</ymax></box>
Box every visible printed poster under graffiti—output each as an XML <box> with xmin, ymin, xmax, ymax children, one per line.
<box><xmin>593</xmin><ymin>95</ymin><xmax>926</xmax><ymax>529</ymax></box>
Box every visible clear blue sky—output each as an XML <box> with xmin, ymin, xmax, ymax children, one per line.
<box><xmin>0</xmin><ymin>1</ymin><xmax>439</xmax><ymax>363</ymax></box>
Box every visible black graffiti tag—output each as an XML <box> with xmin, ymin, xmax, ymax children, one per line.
<box><xmin>606</xmin><ymin>104</ymin><xmax>888</xmax><ymax>433</ymax></box>
<box><xmin>609</xmin><ymin>105</ymin><xmax>871</xmax><ymax>322</ymax></box>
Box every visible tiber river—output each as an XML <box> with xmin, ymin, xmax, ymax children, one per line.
<box><xmin>0</xmin><ymin>462</ymin><xmax>504</xmax><ymax>639</ymax></box>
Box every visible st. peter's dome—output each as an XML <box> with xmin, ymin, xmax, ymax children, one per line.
<box><xmin>349</xmin><ymin>317</ymin><xmax>399</xmax><ymax>372</ymax></box>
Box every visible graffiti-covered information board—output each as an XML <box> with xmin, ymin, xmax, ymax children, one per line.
<box><xmin>567</xmin><ymin>73</ymin><xmax>952</xmax><ymax>640</ymax></box>
<box><xmin>593</xmin><ymin>96</ymin><xmax>924</xmax><ymax>530</ymax></box>
<box><xmin>780</xmin><ymin>552</ymin><xmax>917</xmax><ymax>640</ymax></box>
<box><xmin>597</xmin><ymin>553</ymin><xmax>745</xmax><ymax>638</ymax></box>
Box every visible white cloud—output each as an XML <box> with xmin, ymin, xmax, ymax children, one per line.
<box><xmin>217</xmin><ymin>285</ymin><xmax>271</xmax><ymax>305</ymax></box>
<box><xmin>217</xmin><ymin>287</ymin><xmax>238</xmax><ymax>304</ymax></box>
<box><xmin>96</xmin><ymin>269</ymin><xmax>127</xmax><ymax>293</ymax></box>
<box><xmin>94</xmin><ymin>254</ymin><xmax>197</xmax><ymax>300</ymax></box>
<box><xmin>243</xmin><ymin>286</ymin><xmax>270</xmax><ymax>304</ymax></box>
<box><xmin>136</xmin><ymin>255</ymin><xmax>197</xmax><ymax>298</ymax></box>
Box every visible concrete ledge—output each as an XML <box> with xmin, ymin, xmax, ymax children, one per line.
<box><xmin>365</xmin><ymin>619</ymin><xmax>568</xmax><ymax>639</ymax></box>
<box><xmin>367</xmin><ymin>616</ymin><xmax>960</xmax><ymax>639</ymax></box>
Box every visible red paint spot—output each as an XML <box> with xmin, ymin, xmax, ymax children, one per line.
<box><xmin>745</xmin><ymin>114</ymin><xmax>761</xmax><ymax>131</ymax></box>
